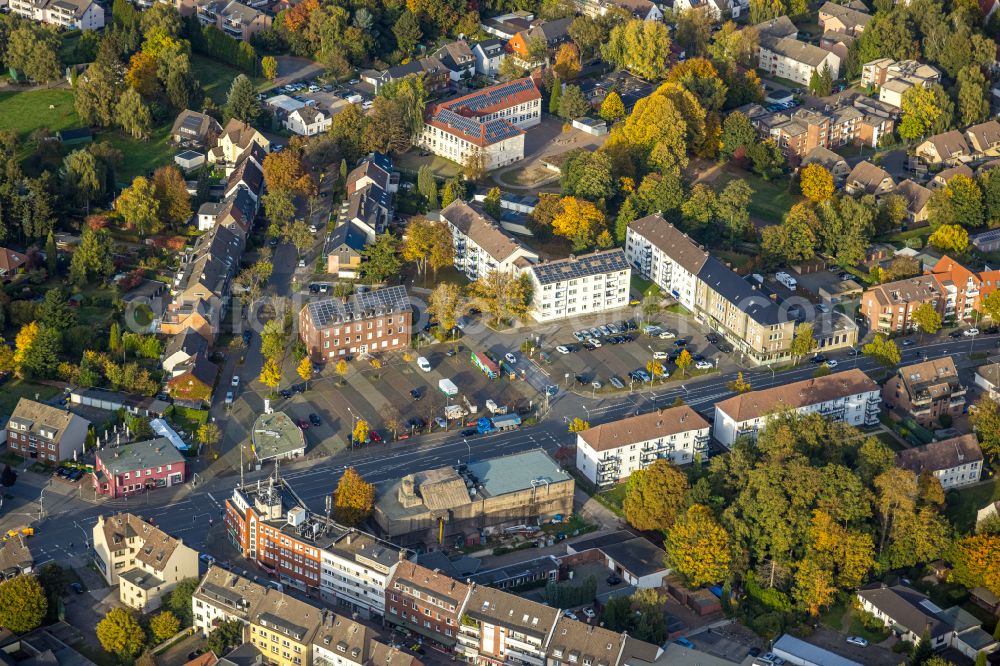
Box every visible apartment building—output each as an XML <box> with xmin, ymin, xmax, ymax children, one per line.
<box><xmin>298</xmin><ymin>286</ymin><xmax>412</xmax><ymax>362</ymax></box>
<box><xmin>860</xmin><ymin>276</ymin><xmax>941</xmax><ymax>334</ymax></box>
<box><xmin>457</xmin><ymin>585</ymin><xmax>561</xmax><ymax>666</ymax></box>
<box><xmin>385</xmin><ymin>561</ymin><xmax>470</xmax><ymax>648</ymax></box>
<box><xmin>575</xmin><ymin>405</ymin><xmax>710</xmax><ymax>487</ymax></box>
<box><xmin>472</xmin><ymin>39</ymin><xmax>506</xmax><ymax>77</ymax></box>
<box><xmin>92</xmin><ymin>513</ymin><xmax>199</xmax><ymax>612</ymax></box>
<box><xmin>440</xmin><ymin>200</ymin><xmax>539</xmax><ymax>281</ymax></box>
<box><xmin>8</xmin><ymin>0</ymin><xmax>104</xmax><ymax>30</ymax></box>
<box><xmin>713</xmin><ymin>369</ymin><xmax>881</xmax><ymax>447</ymax></box>
<box><xmin>6</xmin><ymin>398</ymin><xmax>90</xmax><ymax>463</ymax></box>
<box><xmin>861</xmin><ymin>58</ymin><xmax>940</xmax><ymax>108</ymax></box>
<box><xmin>527</xmin><ymin>249</ymin><xmax>630</xmax><ymax>321</ymax></box>
<box><xmin>758</xmin><ymin>35</ymin><xmax>840</xmax><ymax>87</ymax></box>
<box><xmin>193</xmin><ymin>565</ymin><xmax>270</xmax><ymax>637</ymax></box>
<box><xmin>897</xmin><ymin>433</ymin><xmax>983</xmax><ymax>490</ymax></box>
<box><xmin>225</xmin><ymin>477</ymin><xmax>406</xmax><ymax>619</ymax></box>
<box><xmin>92</xmin><ymin>437</ymin><xmax>186</xmax><ymax>499</ymax></box>
<box><xmin>883</xmin><ymin>356</ymin><xmax>966</xmax><ymax>428</ymax></box>
<box><xmin>418</xmin><ymin>78</ymin><xmax>541</xmax><ymax>171</ymax></box>
<box><xmin>194</xmin><ymin>0</ymin><xmax>272</xmax><ymax>42</ymax></box>
<box><xmin>573</xmin><ymin>0</ymin><xmax>663</xmax><ymax>20</ymax></box>
<box><xmin>756</xmin><ymin>104</ymin><xmax>892</xmax><ymax>160</ymax></box>
<box><xmin>507</xmin><ymin>17</ymin><xmax>572</xmax><ymax>66</ymax></box>
<box><xmin>818</xmin><ymin>1</ymin><xmax>871</xmax><ymax>34</ymax></box>
<box><xmin>928</xmin><ymin>255</ymin><xmax>982</xmax><ymax>322</ymax></box>
<box><xmin>314</xmin><ymin>611</ymin><xmax>420</xmax><ymax>666</ymax></box>
<box><xmin>625</xmin><ymin>214</ymin><xmax>709</xmax><ymax>312</ymax></box>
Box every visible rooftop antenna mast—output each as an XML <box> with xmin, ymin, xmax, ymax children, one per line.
<box><xmin>240</xmin><ymin>440</ymin><xmax>245</xmax><ymax>487</ymax></box>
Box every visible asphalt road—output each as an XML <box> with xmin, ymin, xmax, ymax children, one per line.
<box><xmin>17</xmin><ymin>330</ymin><xmax>1000</xmax><ymax>567</ymax></box>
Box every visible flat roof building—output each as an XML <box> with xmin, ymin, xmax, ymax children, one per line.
<box><xmin>251</xmin><ymin>411</ymin><xmax>306</xmax><ymax>463</ymax></box>
<box><xmin>528</xmin><ymin>249</ymin><xmax>631</xmax><ymax>321</ymax></box>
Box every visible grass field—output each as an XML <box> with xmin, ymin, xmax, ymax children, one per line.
<box><xmin>715</xmin><ymin>164</ymin><xmax>803</xmax><ymax>223</ymax></box>
<box><xmin>102</xmin><ymin>122</ymin><xmax>174</xmax><ymax>181</ymax></box>
<box><xmin>946</xmin><ymin>477</ymin><xmax>1000</xmax><ymax>534</ymax></box>
<box><xmin>0</xmin><ymin>89</ymin><xmax>82</xmax><ymax>139</ymax></box>
<box><xmin>0</xmin><ymin>379</ymin><xmax>60</xmax><ymax>417</ymax></box>
<box><xmin>191</xmin><ymin>54</ymin><xmax>266</xmax><ymax>105</ymax></box>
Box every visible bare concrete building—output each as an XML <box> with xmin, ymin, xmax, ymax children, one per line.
<box><xmin>372</xmin><ymin>449</ymin><xmax>573</xmax><ymax>548</ymax></box>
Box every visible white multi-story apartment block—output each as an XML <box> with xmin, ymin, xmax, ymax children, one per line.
<box><xmin>319</xmin><ymin>530</ymin><xmax>401</xmax><ymax>618</ymax></box>
<box><xmin>456</xmin><ymin>586</ymin><xmax>558</xmax><ymax>666</ymax></box>
<box><xmin>713</xmin><ymin>368</ymin><xmax>881</xmax><ymax>447</ymax></box>
<box><xmin>528</xmin><ymin>249</ymin><xmax>630</xmax><ymax>321</ymax></box>
<box><xmin>8</xmin><ymin>0</ymin><xmax>104</xmax><ymax>30</ymax></box>
<box><xmin>758</xmin><ymin>36</ymin><xmax>841</xmax><ymax>86</ymax></box>
<box><xmin>439</xmin><ymin>200</ymin><xmax>539</xmax><ymax>281</ymax></box>
<box><xmin>896</xmin><ymin>434</ymin><xmax>983</xmax><ymax>490</ymax></box>
<box><xmin>625</xmin><ymin>214</ymin><xmax>708</xmax><ymax>312</ymax></box>
<box><xmin>418</xmin><ymin>78</ymin><xmax>541</xmax><ymax>171</ymax></box>
<box><xmin>576</xmin><ymin>406</ymin><xmax>710</xmax><ymax>487</ymax></box>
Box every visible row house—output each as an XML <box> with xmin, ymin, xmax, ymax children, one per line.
<box><xmin>818</xmin><ymin>1</ymin><xmax>871</xmax><ymax>35</ymax></box>
<box><xmin>883</xmin><ymin>356</ymin><xmax>967</xmax><ymax>428</ymax></box>
<box><xmin>196</xmin><ymin>187</ymin><xmax>256</xmax><ymax>232</ymax></box>
<box><xmin>527</xmin><ymin>249</ymin><xmax>631</xmax><ymax>322</ymax></box>
<box><xmin>897</xmin><ymin>433</ymin><xmax>983</xmax><ymax>489</ymax></box>
<box><xmin>208</xmin><ymin>119</ymin><xmax>270</xmax><ymax>169</ymax></box>
<box><xmin>8</xmin><ymin>0</ymin><xmax>103</xmax><ymax>30</ymax></box>
<box><xmin>6</xmin><ymin>398</ymin><xmax>90</xmax><ymax>463</ymax></box>
<box><xmin>916</xmin><ymin>119</ymin><xmax>1000</xmax><ymax>164</ymax></box>
<box><xmin>386</xmin><ymin>561</ymin><xmax>470</xmax><ymax>648</ymax></box>
<box><xmin>713</xmin><ymin>368</ymin><xmax>881</xmax><ymax>446</ymax></box>
<box><xmin>928</xmin><ymin>164</ymin><xmax>974</xmax><ymax>190</ymax></box>
<box><xmin>362</xmin><ymin>57</ymin><xmax>450</xmax><ymax>95</ymax></box>
<box><xmin>92</xmin><ymin>513</ymin><xmax>199</xmax><ymax>613</ymax></box>
<box><xmin>894</xmin><ymin>179</ymin><xmax>932</xmax><ymax>225</ymax></box>
<box><xmin>440</xmin><ymin>200</ymin><xmax>539</xmax><ymax>281</ymax></box>
<box><xmin>0</xmin><ymin>536</ymin><xmax>33</xmax><ymax>581</ymax></box>
<box><xmin>418</xmin><ymin>78</ymin><xmax>542</xmax><ymax>171</ymax></box>
<box><xmin>472</xmin><ymin>40</ymin><xmax>506</xmax><ymax>77</ymax></box>
<box><xmin>193</xmin><ymin>0</ymin><xmax>271</xmax><ymax>42</ymax></box>
<box><xmin>92</xmin><ymin>437</ymin><xmax>186</xmax><ymax>499</ymax></box>
<box><xmin>432</xmin><ymin>41</ymin><xmax>477</xmax><ymax>82</ymax></box>
<box><xmin>844</xmin><ymin>160</ymin><xmax>896</xmax><ymax>196</ymax></box>
<box><xmin>225</xmin><ymin>477</ymin><xmax>406</xmax><ymax>620</ymax></box>
<box><xmin>575</xmin><ymin>405</ymin><xmax>710</xmax><ymax>487</ymax></box>
<box><xmin>298</xmin><ymin>285</ymin><xmax>413</xmax><ymax>362</ymax></box>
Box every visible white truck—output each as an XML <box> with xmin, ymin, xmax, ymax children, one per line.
<box><xmin>775</xmin><ymin>271</ymin><xmax>798</xmax><ymax>290</ymax></box>
<box><xmin>485</xmin><ymin>399</ymin><xmax>507</xmax><ymax>415</ymax></box>
<box><xmin>439</xmin><ymin>378</ymin><xmax>458</xmax><ymax>396</ymax></box>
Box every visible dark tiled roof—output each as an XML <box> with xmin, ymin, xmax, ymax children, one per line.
<box><xmin>857</xmin><ymin>584</ymin><xmax>953</xmax><ymax>638</ymax></box>
<box><xmin>628</xmin><ymin>214</ymin><xmax>709</xmax><ymax>275</ymax></box>
<box><xmin>897</xmin><ymin>433</ymin><xmax>983</xmax><ymax>475</ymax></box>
<box><xmin>697</xmin><ymin>257</ymin><xmax>782</xmax><ymax>325</ymax></box>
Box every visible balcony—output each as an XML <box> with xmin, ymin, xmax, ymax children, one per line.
<box><xmin>949</xmin><ymin>397</ymin><xmax>966</xmax><ymax>408</ymax></box>
<box><xmin>694</xmin><ymin>434</ymin><xmax>709</xmax><ymax>452</ymax></box>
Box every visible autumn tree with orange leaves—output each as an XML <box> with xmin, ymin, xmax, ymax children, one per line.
<box><xmin>262</xmin><ymin>150</ymin><xmax>315</xmax><ymax>196</ymax></box>
<box><xmin>334</xmin><ymin>467</ymin><xmax>375</xmax><ymax>527</ymax></box>
<box><xmin>949</xmin><ymin>534</ymin><xmax>1000</xmax><ymax>597</ymax></box>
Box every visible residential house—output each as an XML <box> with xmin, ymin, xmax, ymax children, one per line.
<box><xmin>7</xmin><ymin>0</ymin><xmax>103</xmax><ymax>29</ymax></box>
<box><xmin>573</xmin><ymin>0</ymin><xmax>663</xmax><ymax>20</ymax></box>
<box><xmin>758</xmin><ymin>35</ymin><xmax>841</xmax><ymax>86</ymax></box>
<box><xmin>160</xmin><ymin>328</ymin><xmax>208</xmax><ymax>374</ymax></box>
<box><xmin>224</xmin><ymin>149</ymin><xmax>265</xmax><ymax>203</ymax></box>
<box><xmin>173</xmin><ymin>223</ymin><xmax>246</xmax><ymax>306</ymax></box>
<box><xmin>973</xmin><ymin>228</ymin><xmax>1000</xmax><ymax>253</ymax></box>
<box><xmin>6</xmin><ymin>398</ymin><xmax>91</xmax><ymax>463</ymax></box>
<box><xmin>965</xmin><ymin>119</ymin><xmax>1000</xmax><ymax>156</ymax></box>
<box><xmin>819</xmin><ymin>30</ymin><xmax>855</xmax><ymax>63</ymax></box>
<box><xmin>285</xmin><ymin>106</ymin><xmax>332</xmax><ymax>136</ymax></box>
<box><xmin>894</xmin><ymin>179</ymin><xmax>933</xmax><ymax>225</ymax></box>
<box><xmin>916</xmin><ymin>130</ymin><xmax>971</xmax><ymax>165</ymax></box>
<box><xmin>896</xmin><ymin>433</ymin><xmax>983</xmax><ymax>489</ymax></box>
<box><xmin>929</xmin><ymin>164</ymin><xmax>974</xmax><ymax>190</ymax></box>
<box><xmin>194</xmin><ymin>0</ymin><xmax>271</xmax><ymax>42</ymax></box>
<box><xmin>160</xmin><ymin>300</ymin><xmax>216</xmax><ymax>342</ymax></box>
<box><xmin>346</xmin><ymin>153</ymin><xmax>398</xmax><ymax>197</ymax></box>
<box><xmin>818</xmin><ymin>1</ymin><xmax>871</xmax><ymax>34</ymax></box>
<box><xmin>456</xmin><ymin>585</ymin><xmax>561</xmax><ymax>666</ymax></box>
<box><xmin>93</xmin><ymin>437</ymin><xmax>187</xmax><ymax>499</ymax></box>
<box><xmin>671</xmin><ymin>0</ymin><xmax>729</xmax><ymax>19</ymax></box>
<box><xmin>385</xmin><ymin>561</ymin><xmax>470</xmax><ymax>648</ymax></box>
<box><xmin>165</xmin><ymin>352</ymin><xmax>219</xmax><ymax>407</ymax></box>
<box><xmin>0</xmin><ymin>247</ymin><xmax>27</xmax><ymax>277</ymax></box>
<box><xmin>342</xmin><ymin>184</ymin><xmax>393</xmax><ymax>240</ymax></box>
<box><xmin>298</xmin><ymin>286</ymin><xmax>412</xmax><ymax>362</ymax></box>
<box><xmin>860</xmin><ymin>275</ymin><xmax>941</xmax><ymax>333</ymax></box>
<box><xmin>975</xmin><ymin>363</ymin><xmax>1000</xmax><ymax>399</ymax></box>
<box><xmin>418</xmin><ymin>78</ymin><xmax>542</xmax><ymax>170</ymax></box>
<box><xmin>862</xmin><ymin>59</ymin><xmax>941</xmax><ymax>107</ymax></box>
<box><xmin>507</xmin><ymin>17</ymin><xmax>572</xmax><ymax>67</ymax></box>
<box><xmin>250</xmin><ymin>411</ymin><xmax>305</xmax><ymax>464</ymax></box>
<box><xmin>266</xmin><ymin>94</ymin><xmax>306</xmax><ymax>119</ymax></box>
<box><xmin>325</xmin><ymin>222</ymin><xmax>367</xmax><ymax>278</ymax></box>
<box><xmin>208</xmin><ymin>119</ymin><xmax>270</xmax><ymax>167</ymax></box>
<box><xmin>575</xmin><ymin>405</ymin><xmax>710</xmax><ymax>487</ymax></box>
<box><xmin>713</xmin><ymin>369</ymin><xmax>881</xmax><ymax>447</ymax></box>
<box><xmin>802</xmin><ymin>146</ymin><xmax>850</xmax><ymax>182</ymax></box>
<box><xmin>527</xmin><ymin>249</ymin><xmax>631</xmax><ymax>321</ymax></box>
<box><xmin>856</xmin><ymin>584</ymin><xmax>955</xmax><ymax>650</ymax></box>
<box><xmin>197</xmin><ymin>188</ymin><xmax>256</xmax><ymax>232</ymax></box>
<box><xmin>440</xmin><ymin>200</ymin><xmax>539</xmax><ymax>281</ymax></box>
<box><xmin>171</xmin><ymin>109</ymin><xmax>222</xmax><ymax>147</ymax></box>
<box><xmin>936</xmin><ymin>605</ymin><xmax>1000</xmax><ymax>659</ymax></box>
<box><xmin>0</xmin><ymin>535</ymin><xmax>33</xmax><ymax>580</ymax></box>
<box><xmin>363</xmin><ymin>57</ymin><xmax>450</xmax><ymax>95</ymax></box>
<box><xmin>883</xmin><ymin>356</ymin><xmax>966</xmax><ymax>428</ymax></box>
<box><xmin>92</xmin><ymin>513</ymin><xmax>199</xmax><ymax>612</ymax></box>
<box><xmin>472</xmin><ymin>39</ymin><xmax>506</xmax><ymax>77</ymax></box>
<box><xmin>193</xmin><ymin>565</ymin><xmax>269</xmax><ymax>637</ymax></box>
<box><xmin>433</xmin><ymin>41</ymin><xmax>476</xmax><ymax>81</ymax></box>
<box><xmin>845</xmin><ymin>160</ymin><xmax>896</xmax><ymax>196</ymax></box>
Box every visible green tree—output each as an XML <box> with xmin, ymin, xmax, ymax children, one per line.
<box><xmin>761</xmin><ymin>203</ymin><xmax>818</xmax><ymax>263</ymax></box>
<box><xmin>615</xmin><ymin>197</ymin><xmax>639</xmax><ymax>243</ymax></box>
<box><xmin>63</xmin><ymin>149</ymin><xmax>102</xmax><ymax>213</ymax></box>
<box><xmin>378</xmin><ymin>74</ymin><xmax>428</xmax><ymax>139</ymax></box>
<box><xmin>0</xmin><ymin>575</ymin><xmax>47</xmax><ymax>634</ymax></box>
<box><xmin>262</xmin><ymin>190</ymin><xmax>295</xmax><ymax>230</ymax></box>
<box><xmin>45</xmin><ymin>231</ymin><xmax>57</xmax><ymax>276</ymax></box>
<box><xmin>899</xmin><ymin>85</ymin><xmax>943</xmax><ymax>141</ymax></box>
<box><xmin>360</xmin><ymin>233</ymin><xmax>402</xmax><ymax>284</ymax></box>
<box><xmin>166</xmin><ymin>578</ymin><xmax>198</xmax><ymax>628</ymax></box>
<box><xmin>226</xmin><ymin>74</ymin><xmax>261</xmax><ymax>123</ymax></box>
<box><xmin>149</xmin><ymin>610</ymin><xmax>180</xmax><ymax>642</ymax></box>
<box><xmin>5</xmin><ymin>24</ymin><xmax>61</xmax><ymax>83</ymax></box>
<box><xmin>681</xmin><ymin>184</ymin><xmax>717</xmax><ymax>231</ymax></box>
<box><xmin>717</xmin><ymin>178</ymin><xmax>753</xmax><ymax>238</ymax></box>
<box><xmin>37</xmin><ymin>288</ymin><xmax>76</xmax><ymax>333</ymax></box>
<box><xmin>74</xmin><ymin>61</ymin><xmax>119</xmax><ymax>127</ymax></box>
<box><xmin>603</xmin><ymin>19</ymin><xmax>673</xmax><ymax>80</ymax></box>
<box><xmin>557</xmin><ymin>84</ymin><xmax>590</xmax><ymax>119</ymax></box>
<box><xmin>817</xmin><ymin>195</ymin><xmax>876</xmax><ymax>266</ymax></box>
<box><xmin>623</xmin><ymin>460</ymin><xmax>689</xmax><ymax>532</ymax></box>
<box><xmin>393</xmin><ymin>10</ymin><xmax>421</xmax><ymax>55</ymax></box>
<box><xmin>96</xmin><ymin>608</ymin><xmax>146</xmax><ymax>658</ymax></box>
<box><xmin>115</xmin><ymin>176</ymin><xmax>161</xmax><ymax>235</ymax></box>
<box><xmin>747</xmin><ymin>139</ymin><xmax>784</xmax><ymax>180</ymax></box>
<box><xmin>115</xmin><ymin>88</ymin><xmax>152</xmax><ymax>140</ymax></box>
<box><xmin>790</xmin><ymin>322</ymin><xmax>816</xmax><ymax>363</ymax></box>
<box><xmin>862</xmin><ymin>334</ymin><xmax>901</xmax><ymax>369</ymax></box>
<box><xmin>720</xmin><ymin>111</ymin><xmax>756</xmax><ymax>161</ymax></box>
<box><xmin>957</xmin><ymin>65</ymin><xmax>990</xmax><ymax>127</ymax></box>
<box><xmin>468</xmin><ymin>271</ymin><xmax>534</xmax><ymax>326</ymax></box>
<box><xmin>970</xmin><ymin>396</ymin><xmax>1000</xmax><ymax>464</ymax></box>
<box><xmin>416</xmin><ymin>165</ymin><xmax>438</xmax><ymax>209</ymax></box>
<box><xmin>808</xmin><ymin>63</ymin><xmax>834</xmax><ymax>97</ymax></box>
<box><xmin>911</xmin><ymin>301</ymin><xmax>942</xmax><ymax>335</ymax></box>
<box><xmin>549</xmin><ymin>79</ymin><xmax>562</xmax><ymax>115</ymax></box>
<box><xmin>152</xmin><ymin>165</ymin><xmax>192</xmax><ymax>228</ymax></box>
<box><xmin>206</xmin><ymin>619</ymin><xmax>243</xmax><ymax>656</ymax></box>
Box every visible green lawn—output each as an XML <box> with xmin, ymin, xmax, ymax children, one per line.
<box><xmin>0</xmin><ymin>89</ymin><xmax>82</xmax><ymax>140</ymax></box>
<box><xmin>100</xmin><ymin>121</ymin><xmax>175</xmax><ymax>181</ymax></box>
<box><xmin>716</xmin><ymin>164</ymin><xmax>803</xmax><ymax>223</ymax></box>
<box><xmin>876</xmin><ymin>430</ymin><xmax>907</xmax><ymax>452</ymax></box>
<box><xmin>946</xmin><ymin>477</ymin><xmax>1000</xmax><ymax>534</ymax></box>
<box><xmin>0</xmin><ymin>380</ymin><xmax>60</xmax><ymax>417</ymax></box>
<box><xmin>190</xmin><ymin>54</ymin><xmax>267</xmax><ymax>105</ymax></box>
<box><xmin>595</xmin><ymin>483</ymin><xmax>626</xmax><ymax>516</ymax></box>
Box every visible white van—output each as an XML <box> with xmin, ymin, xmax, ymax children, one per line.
<box><xmin>417</xmin><ymin>356</ymin><xmax>432</xmax><ymax>372</ymax></box>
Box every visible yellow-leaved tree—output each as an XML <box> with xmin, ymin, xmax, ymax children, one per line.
<box><xmin>551</xmin><ymin>197</ymin><xmax>606</xmax><ymax>251</ymax></box>
<box><xmin>259</xmin><ymin>358</ymin><xmax>281</xmax><ymax>390</ymax></box>
<box><xmin>928</xmin><ymin>223</ymin><xmax>969</xmax><ymax>253</ymax></box>
<box><xmin>665</xmin><ymin>504</ymin><xmax>731</xmax><ymax>587</ymax></box>
<box><xmin>799</xmin><ymin>163</ymin><xmax>834</xmax><ymax>202</ymax></box>
<box><xmin>567</xmin><ymin>417</ymin><xmax>589</xmax><ymax>433</ymax></box>
<box><xmin>333</xmin><ymin>467</ymin><xmax>375</xmax><ymax>526</ymax></box>
<box><xmin>297</xmin><ymin>357</ymin><xmax>312</xmax><ymax>389</ymax></box>
<box><xmin>352</xmin><ymin>419</ymin><xmax>370</xmax><ymax>445</ymax></box>
<box><xmin>13</xmin><ymin>321</ymin><xmax>39</xmax><ymax>378</ymax></box>
<box><xmin>948</xmin><ymin>534</ymin><xmax>1000</xmax><ymax>597</ymax></box>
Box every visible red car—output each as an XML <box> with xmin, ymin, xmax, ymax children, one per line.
<box><xmin>297</xmin><ymin>418</ymin><xmax>310</xmax><ymax>430</ymax></box>
<box><xmin>370</xmin><ymin>431</ymin><xmax>382</xmax><ymax>443</ymax></box>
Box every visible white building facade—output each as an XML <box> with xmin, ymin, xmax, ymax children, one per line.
<box><xmin>625</xmin><ymin>214</ymin><xmax>709</xmax><ymax>312</ymax></box>
<box><xmin>318</xmin><ymin>531</ymin><xmax>402</xmax><ymax>619</ymax></box>
<box><xmin>439</xmin><ymin>200</ymin><xmax>539</xmax><ymax>281</ymax></box>
<box><xmin>528</xmin><ymin>249</ymin><xmax>631</xmax><ymax>321</ymax></box>
<box><xmin>575</xmin><ymin>406</ymin><xmax>711</xmax><ymax>487</ymax></box>
<box><xmin>9</xmin><ymin>0</ymin><xmax>104</xmax><ymax>30</ymax></box>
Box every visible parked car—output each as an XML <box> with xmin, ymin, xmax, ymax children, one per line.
<box><xmin>965</xmin><ymin>328</ymin><xmax>980</xmax><ymax>336</ymax></box>
<box><xmin>564</xmin><ymin>611</ymin><xmax>579</xmax><ymax>620</ymax></box>
<box><xmin>582</xmin><ymin>608</ymin><xmax>596</xmax><ymax>620</ymax></box>
<box><xmin>556</xmin><ymin>345</ymin><xmax>572</xmax><ymax>354</ymax></box>
<box><xmin>826</xmin><ymin>359</ymin><xmax>838</xmax><ymax>368</ymax></box>
<box><xmin>653</xmin><ymin>351</ymin><xmax>668</xmax><ymax>360</ymax></box>
<box><xmin>845</xmin><ymin>636</ymin><xmax>869</xmax><ymax>648</ymax></box>
<box><xmin>606</xmin><ymin>574</ymin><xmax>622</xmax><ymax>585</ymax></box>
<box><xmin>573</xmin><ymin>331</ymin><xmax>587</xmax><ymax>342</ymax></box>
<box><xmin>460</xmin><ymin>429</ymin><xmax>477</xmax><ymax>437</ymax></box>
<box><xmin>504</xmin><ymin>352</ymin><xmax>517</xmax><ymax>364</ymax></box>
<box><xmin>370</xmin><ymin>431</ymin><xmax>382</xmax><ymax>443</ymax></box>
<box><xmin>297</xmin><ymin>418</ymin><xmax>310</xmax><ymax>430</ymax></box>
<box><xmin>810</xmin><ymin>354</ymin><xmax>827</xmax><ymax>364</ymax></box>
<box><xmin>673</xmin><ymin>638</ymin><xmax>694</xmax><ymax>649</ymax></box>
<box><xmin>434</xmin><ymin>417</ymin><xmax>448</xmax><ymax>429</ymax></box>
<box><xmin>410</xmin><ymin>388</ymin><xmax>422</xmax><ymax>400</ymax></box>
<box><xmin>309</xmin><ymin>413</ymin><xmax>321</xmax><ymax>426</ymax></box>
<box><xmin>695</xmin><ymin>360</ymin><xmax>713</xmax><ymax>370</ymax></box>
<box><xmin>609</xmin><ymin>376</ymin><xmax>625</xmax><ymax>390</ymax></box>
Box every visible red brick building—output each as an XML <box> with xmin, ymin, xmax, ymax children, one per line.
<box><xmin>299</xmin><ymin>286</ymin><xmax>412</xmax><ymax>363</ymax></box>
<box><xmin>385</xmin><ymin>561</ymin><xmax>470</xmax><ymax>648</ymax></box>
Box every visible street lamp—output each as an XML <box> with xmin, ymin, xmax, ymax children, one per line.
<box><xmin>463</xmin><ymin>438</ymin><xmax>471</xmax><ymax>464</ymax></box>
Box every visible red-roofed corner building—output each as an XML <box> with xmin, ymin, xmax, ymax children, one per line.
<box><xmin>417</xmin><ymin>78</ymin><xmax>542</xmax><ymax>171</ymax></box>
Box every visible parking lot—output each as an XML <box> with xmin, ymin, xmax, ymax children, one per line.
<box><xmin>265</xmin><ymin>80</ymin><xmax>373</xmax><ymax>123</ymax></box>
